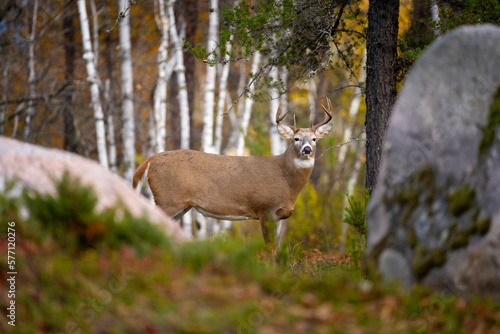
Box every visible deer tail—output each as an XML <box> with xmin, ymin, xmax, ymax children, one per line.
<box><xmin>132</xmin><ymin>158</ymin><xmax>151</xmax><ymax>192</ymax></box>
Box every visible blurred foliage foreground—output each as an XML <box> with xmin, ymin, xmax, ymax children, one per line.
<box><xmin>1</xmin><ymin>175</ymin><xmax>500</xmax><ymax>333</ymax></box>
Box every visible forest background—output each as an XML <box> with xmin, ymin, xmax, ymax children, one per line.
<box><xmin>1</xmin><ymin>0</ymin><xmax>499</xmax><ymax>250</ymax></box>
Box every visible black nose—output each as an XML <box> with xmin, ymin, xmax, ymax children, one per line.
<box><xmin>303</xmin><ymin>146</ymin><xmax>312</xmax><ymax>155</ymax></box>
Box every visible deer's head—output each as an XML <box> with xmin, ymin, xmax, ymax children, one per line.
<box><xmin>276</xmin><ymin>98</ymin><xmax>333</xmax><ymax>168</ymax></box>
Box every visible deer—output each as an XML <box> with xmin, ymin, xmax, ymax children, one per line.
<box><xmin>133</xmin><ymin>98</ymin><xmax>333</xmax><ymax>244</ymax></box>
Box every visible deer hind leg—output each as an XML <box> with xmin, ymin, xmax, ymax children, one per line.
<box><xmin>172</xmin><ymin>207</ymin><xmax>192</xmax><ymax>221</ymax></box>
<box><xmin>155</xmin><ymin>199</ymin><xmax>192</xmax><ymax>221</ymax></box>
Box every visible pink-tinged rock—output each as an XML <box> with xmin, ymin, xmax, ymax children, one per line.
<box><xmin>0</xmin><ymin>136</ymin><xmax>188</xmax><ymax>242</ymax></box>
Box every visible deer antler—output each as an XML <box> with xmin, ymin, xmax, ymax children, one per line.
<box><xmin>275</xmin><ymin>97</ymin><xmax>297</xmax><ymax>132</ymax></box>
<box><xmin>312</xmin><ymin>97</ymin><xmax>333</xmax><ymax>131</ymax></box>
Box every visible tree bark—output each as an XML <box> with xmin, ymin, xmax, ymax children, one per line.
<box><xmin>236</xmin><ymin>52</ymin><xmax>261</xmax><ymax>156</ymax></box>
<box><xmin>365</xmin><ymin>0</ymin><xmax>399</xmax><ymax>193</ymax></box>
<box><xmin>25</xmin><ymin>0</ymin><xmax>38</xmax><ymax>142</ymax></box>
<box><xmin>119</xmin><ymin>6</ymin><xmax>136</xmax><ymax>183</ymax></box>
<box><xmin>63</xmin><ymin>0</ymin><xmax>78</xmax><ymax>152</ymax></box>
<box><xmin>104</xmin><ymin>79</ymin><xmax>117</xmax><ymax>172</ymax></box>
<box><xmin>269</xmin><ymin>64</ymin><xmax>286</xmax><ymax>156</ymax></box>
<box><xmin>183</xmin><ymin>0</ymin><xmax>198</xmax><ymax>148</ymax></box>
<box><xmin>103</xmin><ymin>10</ymin><xmax>117</xmax><ymax>172</ymax></box>
<box><xmin>201</xmin><ymin>0</ymin><xmax>219</xmax><ymax>153</ymax></box>
<box><xmin>153</xmin><ymin>0</ymin><xmax>169</xmax><ymax>153</ymax></box>
<box><xmin>77</xmin><ymin>0</ymin><xmax>109</xmax><ymax>169</ymax></box>
<box><xmin>168</xmin><ymin>0</ymin><xmax>190</xmax><ymax>150</ymax></box>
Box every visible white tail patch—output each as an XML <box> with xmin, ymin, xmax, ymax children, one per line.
<box><xmin>135</xmin><ymin>162</ymin><xmax>150</xmax><ymax>194</ymax></box>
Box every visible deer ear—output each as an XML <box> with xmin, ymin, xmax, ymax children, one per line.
<box><xmin>315</xmin><ymin>123</ymin><xmax>332</xmax><ymax>138</ymax></box>
<box><xmin>277</xmin><ymin>124</ymin><xmax>295</xmax><ymax>139</ymax></box>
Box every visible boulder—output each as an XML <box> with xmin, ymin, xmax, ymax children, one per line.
<box><xmin>0</xmin><ymin>136</ymin><xmax>188</xmax><ymax>242</ymax></box>
<box><xmin>366</xmin><ymin>25</ymin><xmax>500</xmax><ymax>299</ymax></box>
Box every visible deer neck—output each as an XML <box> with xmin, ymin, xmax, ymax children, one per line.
<box><xmin>280</xmin><ymin>144</ymin><xmax>315</xmax><ymax>187</ymax></box>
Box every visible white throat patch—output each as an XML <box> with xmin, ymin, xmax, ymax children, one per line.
<box><xmin>294</xmin><ymin>157</ymin><xmax>315</xmax><ymax>169</ymax></box>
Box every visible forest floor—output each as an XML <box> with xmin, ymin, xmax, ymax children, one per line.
<box><xmin>1</xmin><ymin>176</ymin><xmax>499</xmax><ymax>333</ymax></box>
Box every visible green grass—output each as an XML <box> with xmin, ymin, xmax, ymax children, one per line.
<box><xmin>1</xmin><ymin>175</ymin><xmax>499</xmax><ymax>333</ymax></box>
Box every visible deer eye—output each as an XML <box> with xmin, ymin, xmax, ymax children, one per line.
<box><xmin>294</xmin><ymin>137</ymin><xmax>300</xmax><ymax>142</ymax></box>
<box><xmin>312</xmin><ymin>137</ymin><xmax>317</xmax><ymax>142</ymax></box>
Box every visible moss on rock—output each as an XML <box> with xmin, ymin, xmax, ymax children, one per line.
<box><xmin>478</xmin><ymin>85</ymin><xmax>500</xmax><ymax>156</ymax></box>
<box><xmin>411</xmin><ymin>245</ymin><xmax>447</xmax><ymax>278</ymax></box>
<box><xmin>447</xmin><ymin>185</ymin><xmax>476</xmax><ymax>216</ymax></box>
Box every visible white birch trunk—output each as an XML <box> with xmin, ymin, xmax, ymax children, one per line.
<box><xmin>236</xmin><ymin>52</ymin><xmax>261</xmax><ymax>156</ymax></box>
<box><xmin>338</xmin><ymin>51</ymin><xmax>366</xmax><ymax>250</ymax></box>
<box><xmin>201</xmin><ymin>0</ymin><xmax>219</xmax><ymax>154</ymax></box>
<box><xmin>197</xmin><ymin>0</ymin><xmax>221</xmax><ymax>237</ymax></box>
<box><xmin>339</xmin><ymin>146</ymin><xmax>363</xmax><ymax>251</ymax></box>
<box><xmin>269</xmin><ymin>67</ymin><xmax>288</xmax><ymax>249</ymax></box>
<box><xmin>25</xmin><ymin>0</ymin><xmax>38</xmax><ymax>141</ymax></box>
<box><xmin>307</xmin><ymin>78</ymin><xmax>318</xmax><ymax>125</ymax></box>
<box><xmin>338</xmin><ymin>50</ymin><xmax>366</xmax><ymax>166</ymax></box>
<box><xmin>280</xmin><ymin>67</ymin><xmax>289</xmax><ymax>111</ymax></box>
<box><xmin>153</xmin><ymin>0</ymin><xmax>169</xmax><ymax>153</ymax></box>
<box><xmin>214</xmin><ymin>1</ymin><xmax>238</xmax><ymax>154</ymax></box>
<box><xmin>214</xmin><ymin>62</ymin><xmax>229</xmax><ymax>154</ymax></box>
<box><xmin>90</xmin><ymin>0</ymin><xmax>99</xmax><ymax>66</ymax></box>
<box><xmin>269</xmin><ymin>67</ymin><xmax>286</xmax><ymax>156</ymax></box>
<box><xmin>104</xmin><ymin>79</ymin><xmax>117</xmax><ymax>172</ymax></box>
<box><xmin>12</xmin><ymin>103</ymin><xmax>23</xmax><ymax>138</ymax></box>
<box><xmin>167</xmin><ymin>0</ymin><xmax>190</xmax><ymax>150</ymax></box>
<box><xmin>167</xmin><ymin>0</ymin><xmax>192</xmax><ymax>236</ymax></box>
<box><xmin>78</xmin><ymin>0</ymin><xmax>109</xmax><ymax>168</ymax></box>
<box><xmin>430</xmin><ymin>0</ymin><xmax>440</xmax><ymax>36</ymax></box>
<box><xmin>119</xmin><ymin>6</ymin><xmax>136</xmax><ymax>183</ymax></box>
<box><xmin>224</xmin><ymin>61</ymin><xmax>248</xmax><ymax>154</ymax></box>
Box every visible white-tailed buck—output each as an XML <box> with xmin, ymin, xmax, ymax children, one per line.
<box><xmin>133</xmin><ymin>99</ymin><xmax>333</xmax><ymax>243</ymax></box>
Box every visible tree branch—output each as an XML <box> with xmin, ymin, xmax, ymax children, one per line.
<box><xmin>0</xmin><ymin>82</ymin><xmax>70</xmax><ymax>106</ymax></box>
<box><xmin>333</xmin><ymin>29</ymin><xmax>366</xmax><ymax>39</ymax></box>
<box><xmin>316</xmin><ymin>136</ymin><xmax>366</xmax><ymax>161</ymax></box>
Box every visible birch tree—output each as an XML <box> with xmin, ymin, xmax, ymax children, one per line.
<box><xmin>25</xmin><ymin>0</ymin><xmax>38</xmax><ymax>142</ymax></box>
<box><xmin>167</xmin><ymin>0</ymin><xmax>190</xmax><ymax>150</ymax></box>
<box><xmin>236</xmin><ymin>52</ymin><xmax>261</xmax><ymax>156</ymax></box>
<box><xmin>166</xmin><ymin>0</ymin><xmax>192</xmax><ymax>237</ymax></box>
<box><xmin>272</xmin><ymin>66</ymin><xmax>289</xmax><ymax>248</ymax></box>
<box><xmin>214</xmin><ymin>59</ymin><xmax>230</xmax><ymax>154</ymax></box>
<box><xmin>430</xmin><ymin>0</ymin><xmax>440</xmax><ymax>36</ymax></box>
<box><xmin>268</xmin><ymin>68</ymin><xmax>287</xmax><ymax>156</ymax></box>
<box><xmin>201</xmin><ymin>0</ymin><xmax>219</xmax><ymax>154</ymax></box>
<box><xmin>153</xmin><ymin>0</ymin><xmax>170</xmax><ymax>153</ymax></box>
<box><xmin>77</xmin><ymin>0</ymin><xmax>108</xmax><ymax>168</ymax></box>
<box><xmin>214</xmin><ymin>0</ymin><xmax>238</xmax><ymax>154</ymax></box>
<box><xmin>338</xmin><ymin>50</ymin><xmax>366</xmax><ymax>250</ymax></box>
<box><xmin>119</xmin><ymin>4</ymin><xmax>136</xmax><ymax>183</ymax></box>
<box><xmin>338</xmin><ymin>50</ymin><xmax>366</xmax><ymax>166</ymax></box>
<box><xmin>104</xmin><ymin>79</ymin><xmax>117</xmax><ymax>172</ymax></box>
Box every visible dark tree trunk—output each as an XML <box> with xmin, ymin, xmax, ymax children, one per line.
<box><xmin>169</xmin><ymin>72</ymin><xmax>181</xmax><ymax>150</ymax></box>
<box><xmin>62</xmin><ymin>0</ymin><xmax>78</xmax><ymax>152</ymax></box>
<box><xmin>183</xmin><ymin>0</ymin><xmax>198</xmax><ymax>148</ymax></box>
<box><xmin>365</xmin><ymin>0</ymin><xmax>399</xmax><ymax>193</ymax></box>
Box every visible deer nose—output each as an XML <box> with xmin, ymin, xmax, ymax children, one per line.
<box><xmin>302</xmin><ymin>145</ymin><xmax>312</xmax><ymax>155</ymax></box>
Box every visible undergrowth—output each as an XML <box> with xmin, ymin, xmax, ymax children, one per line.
<box><xmin>0</xmin><ymin>174</ymin><xmax>499</xmax><ymax>333</ymax></box>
